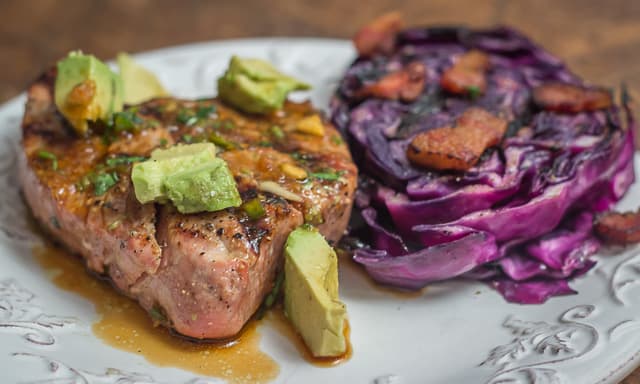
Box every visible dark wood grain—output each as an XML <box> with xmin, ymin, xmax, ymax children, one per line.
<box><xmin>2</xmin><ymin>0</ymin><xmax>640</xmax><ymax>382</ymax></box>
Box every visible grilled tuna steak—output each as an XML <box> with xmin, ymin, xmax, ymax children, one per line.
<box><xmin>19</xmin><ymin>68</ymin><xmax>356</xmax><ymax>339</ymax></box>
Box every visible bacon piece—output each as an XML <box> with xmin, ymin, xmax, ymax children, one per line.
<box><xmin>407</xmin><ymin>107</ymin><xmax>507</xmax><ymax>171</ymax></box>
<box><xmin>353</xmin><ymin>12</ymin><xmax>403</xmax><ymax>57</ymax></box>
<box><xmin>440</xmin><ymin>50</ymin><xmax>490</xmax><ymax>95</ymax></box>
<box><xmin>533</xmin><ymin>83</ymin><xmax>612</xmax><ymax>113</ymax></box>
<box><xmin>457</xmin><ymin>107</ymin><xmax>508</xmax><ymax>138</ymax></box>
<box><xmin>357</xmin><ymin>61</ymin><xmax>426</xmax><ymax>102</ymax></box>
<box><xmin>594</xmin><ymin>210</ymin><xmax>640</xmax><ymax>245</ymax></box>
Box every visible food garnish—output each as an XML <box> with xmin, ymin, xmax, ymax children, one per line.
<box><xmin>131</xmin><ymin>143</ymin><xmax>241</xmax><ymax>213</ymax></box>
<box><xmin>55</xmin><ymin>51</ymin><xmax>124</xmax><ymax>135</ymax></box>
<box><xmin>164</xmin><ymin>159</ymin><xmax>241</xmax><ymax>214</ymax></box>
<box><xmin>112</xmin><ymin>109</ymin><xmax>144</xmax><ymax>133</ymax></box>
<box><xmin>91</xmin><ymin>172</ymin><xmax>119</xmax><ymax>196</ymax></box>
<box><xmin>55</xmin><ymin>52</ymin><xmax>169</xmax><ymax>135</ymax></box>
<box><xmin>217</xmin><ymin>56</ymin><xmax>310</xmax><ymax>114</ymax></box>
<box><xmin>309</xmin><ymin>169</ymin><xmax>344</xmax><ymax>181</ymax></box>
<box><xmin>207</xmin><ymin>132</ymin><xmax>237</xmax><ymax>150</ymax></box>
<box><xmin>284</xmin><ymin>225</ymin><xmax>347</xmax><ymax>357</ymax></box>
<box><xmin>37</xmin><ymin>150</ymin><xmax>58</xmax><ymax>171</ymax></box>
<box><xmin>242</xmin><ymin>197</ymin><xmax>266</xmax><ymax>220</ymax></box>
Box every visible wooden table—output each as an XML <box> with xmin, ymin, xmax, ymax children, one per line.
<box><xmin>2</xmin><ymin>1</ymin><xmax>639</xmax><ymax>382</ymax></box>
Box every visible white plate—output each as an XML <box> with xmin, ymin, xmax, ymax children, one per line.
<box><xmin>1</xmin><ymin>38</ymin><xmax>640</xmax><ymax>384</ymax></box>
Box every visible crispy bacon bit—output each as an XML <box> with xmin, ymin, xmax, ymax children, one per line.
<box><xmin>457</xmin><ymin>107</ymin><xmax>507</xmax><ymax>138</ymax></box>
<box><xmin>357</xmin><ymin>61</ymin><xmax>426</xmax><ymax>102</ymax></box>
<box><xmin>407</xmin><ymin>107</ymin><xmax>507</xmax><ymax>171</ymax></box>
<box><xmin>533</xmin><ymin>83</ymin><xmax>612</xmax><ymax>113</ymax></box>
<box><xmin>594</xmin><ymin>210</ymin><xmax>640</xmax><ymax>245</ymax></box>
<box><xmin>353</xmin><ymin>11</ymin><xmax>403</xmax><ymax>57</ymax></box>
<box><xmin>440</xmin><ymin>50</ymin><xmax>490</xmax><ymax>95</ymax></box>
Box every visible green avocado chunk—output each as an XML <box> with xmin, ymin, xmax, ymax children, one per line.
<box><xmin>55</xmin><ymin>51</ymin><xmax>123</xmax><ymax>135</ymax></box>
<box><xmin>131</xmin><ymin>143</ymin><xmax>240</xmax><ymax>214</ymax></box>
<box><xmin>117</xmin><ymin>52</ymin><xmax>169</xmax><ymax>104</ymax></box>
<box><xmin>131</xmin><ymin>143</ymin><xmax>217</xmax><ymax>204</ymax></box>
<box><xmin>283</xmin><ymin>225</ymin><xmax>347</xmax><ymax>357</ymax></box>
<box><xmin>217</xmin><ymin>56</ymin><xmax>310</xmax><ymax>114</ymax></box>
<box><xmin>164</xmin><ymin>159</ymin><xmax>241</xmax><ymax>214</ymax></box>
<box><xmin>131</xmin><ymin>160</ymin><xmax>167</xmax><ymax>204</ymax></box>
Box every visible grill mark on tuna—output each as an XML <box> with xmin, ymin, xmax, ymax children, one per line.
<box><xmin>243</xmin><ymin>223</ymin><xmax>270</xmax><ymax>254</ymax></box>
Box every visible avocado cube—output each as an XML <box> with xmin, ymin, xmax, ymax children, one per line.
<box><xmin>131</xmin><ymin>159</ymin><xmax>169</xmax><ymax>204</ymax></box>
<box><xmin>164</xmin><ymin>158</ymin><xmax>242</xmax><ymax>214</ymax></box>
<box><xmin>55</xmin><ymin>51</ymin><xmax>123</xmax><ymax>135</ymax></box>
<box><xmin>132</xmin><ymin>143</ymin><xmax>217</xmax><ymax>204</ymax></box>
<box><xmin>217</xmin><ymin>56</ymin><xmax>310</xmax><ymax>114</ymax></box>
<box><xmin>283</xmin><ymin>226</ymin><xmax>347</xmax><ymax>357</ymax></box>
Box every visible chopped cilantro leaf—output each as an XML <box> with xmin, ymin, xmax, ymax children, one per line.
<box><xmin>264</xmin><ymin>270</ymin><xmax>284</xmax><ymax>307</ymax></box>
<box><xmin>92</xmin><ymin>172</ymin><xmax>119</xmax><ymax>196</ymax></box>
<box><xmin>466</xmin><ymin>85</ymin><xmax>481</xmax><ymax>99</ymax></box>
<box><xmin>270</xmin><ymin>125</ymin><xmax>285</xmax><ymax>139</ymax></box>
<box><xmin>196</xmin><ymin>105</ymin><xmax>216</xmax><ymax>119</ymax></box>
<box><xmin>113</xmin><ymin>110</ymin><xmax>143</xmax><ymax>133</ymax></box>
<box><xmin>330</xmin><ymin>135</ymin><xmax>344</xmax><ymax>145</ymax></box>
<box><xmin>182</xmin><ymin>134</ymin><xmax>193</xmax><ymax>143</ymax></box>
<box><xmin>149</xmin><ymin>306</ymin><xmax>167</xmax><ymax>323</ymax></box>
<box><xmin>145</xmin><ymin>119</ymin><xmax>160</xmax><ymax>128</ymax></box>
<box><xmin>290</xmin><ymin>152</ymin><xmax>311</xmax><ymax>163</ymax></box>
<box><xmin>257</xmin><ymin>269</ymin><xmax>285</xmax><ymax>319</ymax></box>
<box><xmin>310</xmin><ymin>169</ymin><xmax>344</xmax><ymax>181</ymax></box>
<box><xmin>176</xmin><ymin>109</ymin><xmax>198</xmax><ymax>126</ymax></box>
<box><xmin>76</xmin><ymin>175</ymin><xmax>92</xmax><ymax>191</ymax></box>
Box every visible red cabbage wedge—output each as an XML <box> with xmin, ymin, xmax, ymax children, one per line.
<box><xmin>331</xmin><ymin>21</ymin><xmax>636</xmax><ymax>304</ymax></box>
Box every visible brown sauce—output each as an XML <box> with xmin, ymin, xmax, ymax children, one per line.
<box><xmin>265</xmin><ymin>307</ymin><xmax>352</xmax><ymax>367</ymax></box>
<box><xmin>33</xmin><ymin>244</ymin><xmax>279</xmax><ymax>384</ymax></box>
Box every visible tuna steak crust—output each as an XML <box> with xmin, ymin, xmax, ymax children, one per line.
<box><xmin>19</xmin><ymin>69</ymin><xmax>357</xmax><ymax>340</ymax></box>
